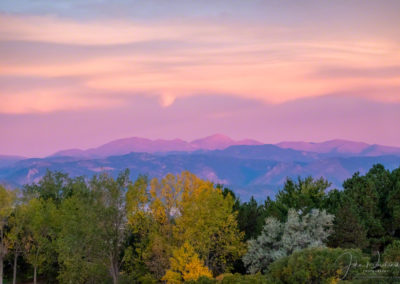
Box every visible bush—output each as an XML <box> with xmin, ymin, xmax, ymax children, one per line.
<box><xmin>187</xmin><ymin>275</ymin><xmax>217</xmax><ymax>283</ymax></box>
<box><xmin>267</xmin><ymin>247</ymin><xmax>368</xmax><ymax>284</ymax></box>
<box><xmin>219</xmin><ymin>273</ymin><xmax>269</xmax><ymax>283</ymax></box>
<box><xmin>383</xmin><ymin>240</ymin><xmax>400</xmax><ymax>262</ymax></box>
<box><xmin>188</xmin><ymin>273</ymin><xmax>269</xmax><ymax>283</ymax></box>
<box><xmin>382</xmin><ymin>240</ymin><xmax>400</xmax><ymax>282</ymax></box>
<box><xmin>119</xmin><ymin>273</ymin><xmax>157</xmax><ymax>284</ymax></box>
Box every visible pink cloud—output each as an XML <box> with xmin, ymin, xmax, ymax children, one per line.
<box><xmin>0</xmin><ymin>13</ymin><xmax>399</xmax><ymax>114</ymax></box>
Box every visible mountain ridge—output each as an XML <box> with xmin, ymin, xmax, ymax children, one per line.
<box><xmin>50</xmin><ymin>135</ymin><xmax>400</xmax><ymax>158</ymax></box>
<box><xmin>51</xmin><ymin>134</ymin><xmax>264</xmax><ymax>157</ymax></box>
<box><xmin>2</xmin><ymin>147</ymin><xmax>400</xmax><ymax>199</ymax></box>
<box><xmin>2</xmin><ymin>135</ymin><xmax>400</xmax><ymax>199</ymax></box>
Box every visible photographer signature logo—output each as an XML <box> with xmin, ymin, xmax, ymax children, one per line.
<box><xmin>335</xmin><ymin>251</ymin><xmax>400</xmax><ymax>280</ymax></box>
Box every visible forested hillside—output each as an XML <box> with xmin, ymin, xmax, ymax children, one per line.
<box><xmin>2</xmin><ymin>143</ymin><xmax>400</xmax><ymax>200</ymax></box>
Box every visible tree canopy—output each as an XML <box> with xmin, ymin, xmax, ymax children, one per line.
<box><xmin>0</xmin><ymin>164</ymin><xmax>399</xmax><ymax>283</ymax></box>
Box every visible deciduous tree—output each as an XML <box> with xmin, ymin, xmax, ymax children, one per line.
<box><xmin>0</xmin><ymin>186</ymin><xmax>15</xmax><ymax>284</ymax></box>
<box><xmin>162</xmin><ymin>242</ymin><xmax>212</xmax><ymax>283</ymax></box>
<box><xmin>243</xmin><ymin>208</ymin><xmax>334</xmax><ymax>274</ymax></box>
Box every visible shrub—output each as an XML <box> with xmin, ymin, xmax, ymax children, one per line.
<box><xmin>382</xmin><ymin>240</ymin><xmax>400</xmax><ymax>281</ymax></box>
<box><xmin>383</xmin><ymin>240</ymin><xmax>400</xmax><ymax>262</ymax></box>
<box><xmin>220</xmin><ymin>273</ymin><xmax>269</xmax><ymax>283</ymax></box>
<box><xmin>267</xmin><ymin>247</ymin><xmax>368</xmax><ymax>284</ymax></box>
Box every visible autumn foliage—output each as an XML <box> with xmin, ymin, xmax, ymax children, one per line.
<box><xmin>0</xmin><ymin>164</ymin><xmax>400</xmax><ymax>283</ymax></box>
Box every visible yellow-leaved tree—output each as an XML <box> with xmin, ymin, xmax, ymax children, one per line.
<box><xmin>152</xmin><ymin>172</ymin><xmax>245</xmax><ymax>276</ymax></box>
<box><xmin>162</xmin><ymin>242</ymin><xmax>212</xmax><ymax>283</ymax></box>
<box><xmin>126</xmin><ymin>172</ymin><xmax>245</xmax><ymax>280</ymax></box>
<box><xmin>173</xmin><ymin>173</ymin><xmax>245</xmax><ymax>275</ymax></box>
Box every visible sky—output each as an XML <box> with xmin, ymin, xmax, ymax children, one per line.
<box><xmin>0</xmin><ymin>0</ymin><xmax>399</xmax><ymax>157</ymax></box>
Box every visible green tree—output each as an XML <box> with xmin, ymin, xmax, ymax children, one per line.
<box><xmin>237</xmin><ymin>197</ymin><xmax>266</xmax><ymax>241</ymax></box>
<box><xmin>328</xmin><ymin>198</ymin><xmax>368</xmax><ymax>249</ymax></box>
<box><xmin>24</xmin><ymin>198</ymin><xmax>57</xmax><ymax>284</ymax></box>
<box><xmin>275</xmin><ymin>176</ymin><xmax>331</xmax><ymax>216</ymax></box>
<box><xmin>261</xmin><ymin>177</ymin><xmax>332</xmax><ymax>224</ymax></box>
<box><xmin>91</xmin><ymin>171</ymin><xmax>130</xmax><ymax>284</ymax></box>
<box><xmin>57</xmin><ymin>171</ymin><xmax>130</xmax><ymax>284</ymax></box>
<box><xmin>7</xmin><ymin>202</ymin><xmax>29</xmax><ymax>284</ymax></box>
<box><xmin>342</xmin><ymin>165</ymin><xmax>389</xmax><ymax>251</ymax></box>
<box><xmin>388</xmin><ymin>167</ymin><xmax>400</xmax><ymax>239</ymax></box>
<box><xmin>57</xmin><ymin>189</ymin><xmax>109</xmax><ymax>283</ymax></box>
<box><xmin>23</xmin><ymin>170</ymin><xmax>75</xmax><ymax>203</ymax></box>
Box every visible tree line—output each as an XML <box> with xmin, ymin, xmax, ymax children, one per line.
<box><xmin>0</xmin><ymin>164</ymin><xmax>399</xmax><ymax>283</ymax></box>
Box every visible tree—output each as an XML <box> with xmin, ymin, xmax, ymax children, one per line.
<box><xmin>91</xmin><ymin>171</ymin><xmax>130</xmax><ymax>284</ymax></box>
<box><xmin>57</xmin><ymin>171</ymin><xmax>130</xmax><ymax>284</ymax></box>
<box><xmin>0</xmin><ymin>185</ymin><xmax>15</xmax><ymax>284</ymax></box>
<box><xmin>143</xmin><ymin>172</ymin><xmax>245</xmax><ymax>278</ymax></box>
<box><xmin>126</xmin><ymin>175</ymin><xmax>150</xmax><ymax>234</ymax></box>
<box><xmin>23</xmin><ymin>172</ymin><xmax>89</xmax><ymax>282</ymax></box>
<box><xmin>243</xmin><ymin>208</ymin><xmax>334</xmax><ymax>274</ymax></box>
<box><xmin>328</xmin><ymin>199</ymin><xmax>368</xmax><ymax>249</ymax></box>
<box><xmin>387</xmin><ymin>167</ymin><xmax>400</xmax><ymax>239</ymax></box>
<box><xmin>57</xmin><ymin>191</ymin><xmax>109</xmax><ymax>283</ymax></box>
<box><xmin>237</xmin><ymin>197</ymin><xmax>266</xmax><ymax>241</ymax></box>
<box><xmin>124</xmin><ymin>175</ymin><xmax>155</xmax><ymax>281</ymax></box>
<box><xmin>219</xmin><ymin>186</ymin><xmax>240</xmax><ymax>212</ymax></box>
<box><xmin>342</xmin><ymin>165</ymin><xmax>388</xmax><ymax>251</ymax></box>
<box><xmin>23</xmin><ymin>170</ymin><xmax>75</xmax><ymax>204</ymax></box>
<box><xmin>322</xmin><ymin>188</ymin><xmax>343</xmax><ymax>215</ymax></box>
<box><xmin>260</xmin><ymin>177</ymin><xmax>332</xmax><ymax>225</ymax></box>
<box><xmin>24</xmin><ymin>198</ymin><xmax>57</xmax><ymax>284</ymax></box>
<box><xmin>274</xmin><ymin>177</ymin><xmax>331</xmax><ymax>216</ymax></box>
<box><xmin>162</xmin><ymin>242</ymin><xmax>212</xmax><ymax>283</ymax></box>
<box><xmin>171</xmin><ymin>172</ymin><xmax>245</xmax><ymax>275</ymax></box>
<box><xmin>7</xmin><ymin>202</ymin><xmax>29</xmax><ymax>284</ymax></box>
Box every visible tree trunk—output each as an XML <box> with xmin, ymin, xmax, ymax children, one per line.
<box><xmin>111</xmin><ymin>262</ymin><xmax>118</xmax><ymax>284</ymax></box>
<box><xmin>13</xmin><ymin>253</ymin><xmax>18</xmax><ymax>284</ymax></box>
<box><xmin>0</xmin><ymin>254</ymin><xmax>3</xmax><ymax>284</ymax></box>
<box><xmin>33</xmin><ymin>265</ymin><xmax>37</xmax><ymax>284</ymax></box>
<box><xmin>112</xmin><ymin>273</ymin><xmax>118</xmax><ymax>284</ymax></box>
<box><xmin>0</xmin><ymin>227</ymin><xmax>3</xmax><ymax>284</ymax></box>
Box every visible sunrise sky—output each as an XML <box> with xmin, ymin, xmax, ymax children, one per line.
<box><xmin>1</xmin><ymin>0</ymin><xmax>399</xmax><ymax>156</ymax></box>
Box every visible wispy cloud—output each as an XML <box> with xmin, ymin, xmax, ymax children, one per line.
<box><xmin>0</xmin><ymin>3</ymin><xmax>399</xmax><ymax>114</ymax></box>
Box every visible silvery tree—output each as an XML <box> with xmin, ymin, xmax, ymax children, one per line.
<box><xmin>243</xmin><ymin>208</ymin><xmax>334</xmax><ymax>274</ymax></box>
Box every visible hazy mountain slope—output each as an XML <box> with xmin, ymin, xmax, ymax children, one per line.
<box><xmin>0</xmin><ymin>155</ymin><xmax>27</xmax><ymax>168</ymax></box>
<box><xmin>2</xmin><ymin>147</ymin><xmax>400</xmax><ymax>200</ymax></box>
<box><xmin>52</xmin><ymin>135</ymin><xmax>400</xmax><ymax>159</ymax></box>
<box><xmin>211</xmin><ymin>144</ymin><xmax>318</xmax><ymax>162</ymax></box>
<box><xmin>190</xmin><ymin>134</ymin><xmax>262</xmax><ymax>150</ymax></box>
<box><xmin>276</xmin><ymin>139</ymin><xmax>400</xmax><ymax>156</ymax></box>
<box><xmin>52</xmin><ymin>134</ymin><xmax>263</xmax><ymax>157</ymax></box>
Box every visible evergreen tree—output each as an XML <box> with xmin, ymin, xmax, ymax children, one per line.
<box><xmin>237</xmin><ymin>196</ymin><xmax>266</xmax><ymax>241</ymax></box>
<box><xmin>328</xmin><ymin>199</ymin><xmax>368</xmax><ymax>249</ymax></box>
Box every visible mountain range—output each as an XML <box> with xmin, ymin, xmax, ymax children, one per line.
<box><xmin>1</xmin><ymin>134</ymin><xmax>400</xmax><ymax>200</ymax></box>
<box><xmin>52</xmin><ymin>134</ymin><xmax>262</xmax><ymax>157</ymax></box>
